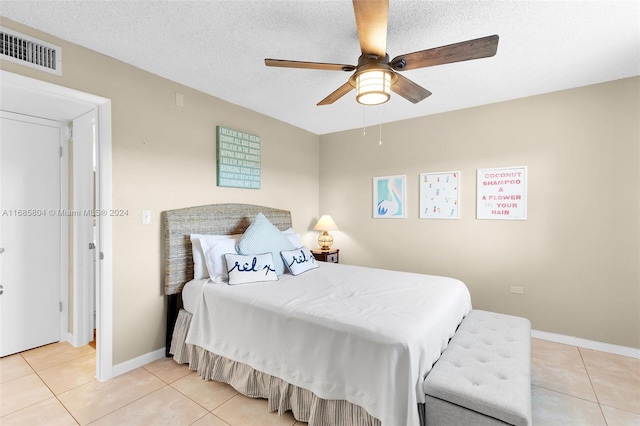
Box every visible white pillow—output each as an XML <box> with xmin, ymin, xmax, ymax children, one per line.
<box><xmin>190</xmin><ymin>234</ymin><xmax>209</xmax><ymax>279</ymax></box>
<box><xmin>224</xmin><ymin>253</ymin><xmax>278</xmax><ymax>285</ymax></box>
<box><xmin>191</xmin><ymin>234</ymin><xmax>241</xmax><ymax>279</ymax></box>
<box><xmin>283</xmin><ymin>228</ymin><xmax>303</xmax><ymax>248</ymax></box>
<box><xmin>238</xmin><ymin>213</ymin><xmax>295</xmax><ymax>275</ymax></box>
<box><xmin>281</xmin><ymin>247</ymin><xmax>319</xmax><ymax>276</ymax></box>
<box><xmin>199</xmin><ymin>235</ymin><xmax>241</xmax><ymax>281</ymax></box>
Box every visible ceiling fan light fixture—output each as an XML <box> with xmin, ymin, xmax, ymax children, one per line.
<box><xmin>355</xmin><ymin>69</ymin><xmax>391</xmax><ymax>105</ymax></box>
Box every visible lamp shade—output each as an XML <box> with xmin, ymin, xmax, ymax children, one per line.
<box><xmin>314</xmin><ymin>215</ymin><xmax>338</xmax><ymax>231</ymax></box>
<box><xmin>356</xmin><ymin>69</ymin><xmax>391</xmax><ymax>105</ymax></box>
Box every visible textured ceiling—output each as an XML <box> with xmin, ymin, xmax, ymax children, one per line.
<box><xmin>1</xmin><ymin>1</ymin><xmax>639</xmax><ymax>135</ymax></box>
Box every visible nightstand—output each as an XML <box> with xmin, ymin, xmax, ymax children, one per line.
<box><xmin>311</xmin><ymin>248</ymin><xmax>339</xmax><ymax>263</ymax></box>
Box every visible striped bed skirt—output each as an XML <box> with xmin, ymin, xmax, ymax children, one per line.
<box><xmin>170</xmin><ymin>309</ymin><xmax>382</xmax><ymax>426</ymax></box>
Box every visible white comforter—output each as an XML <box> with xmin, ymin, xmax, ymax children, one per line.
<box><xmin>185</xmin><ymin>262</ymin><xmax>471</xmax><ymax>426</ymax></box>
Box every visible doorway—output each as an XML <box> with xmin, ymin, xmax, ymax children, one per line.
<box><xmin>0</xmin><ymin>70</ymin><xmax>113</xmax><ymax>381</ymax></box>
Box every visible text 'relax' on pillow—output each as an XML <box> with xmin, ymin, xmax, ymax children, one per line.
<box><xmin>224</xmin><ymin>253</ymin><xmax>278</xmax><ymax>285</ymax></box>
<box><xmin>281</xmin><ymin>247</ymin><xmax>319</xmax><ymax>276</ymax></box>
<box><xmin>238</xmin><ymin>213</ymin><xmax>294</xmax><ymax>275</ymax></box>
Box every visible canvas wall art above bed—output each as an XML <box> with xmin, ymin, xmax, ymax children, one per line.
<box><xmin>162</xmin><ymin>203</ymin><xmax>472</xmax><ymax>426</ymax></box>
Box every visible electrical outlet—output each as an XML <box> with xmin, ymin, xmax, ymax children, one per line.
<box><xmin>510</xmin><ymin>286</ymin><xmax>525</xmax><ymax>295</ymax></box>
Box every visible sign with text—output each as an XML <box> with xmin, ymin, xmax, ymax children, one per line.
<box><xmin>477</xmin><ymin>166</ymin><xmax>527</xmax><ymax>220</ymax></box>
<box><xmin>216</xmin><ymin>126</ymin><xmax>261</xmax><ymax>189</ymax></box>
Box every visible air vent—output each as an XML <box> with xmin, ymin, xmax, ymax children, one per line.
<box><xmin>0</xmin><ymin>26</ymin><xmax>62</xmax><ymax>75</ymax></box>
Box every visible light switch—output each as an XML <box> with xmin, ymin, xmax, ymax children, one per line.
<box><xmin>142</xmin><ymin>210</ymin><xmax>151</xmax><ymax>225</ymax></box>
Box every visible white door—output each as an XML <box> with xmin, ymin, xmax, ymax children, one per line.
<box><xmin>0</xmin><ymin>114</ymin><xmax>63</xmax><ymax>357</ymax></box>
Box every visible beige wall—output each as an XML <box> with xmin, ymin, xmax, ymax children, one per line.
<box><xmin>0</xmin><ymin>19</ymin><xmax>320</xmax><ymax>364</ymax></box>
<box><xmin>2</xmin><ymin>17</ymin><xmax>638</xmax><ymax>366</ymax></box>
<box><xmin>319</xmin><ymin>77</ymin><xmax>640</xmax><ymax>348</ymax></box>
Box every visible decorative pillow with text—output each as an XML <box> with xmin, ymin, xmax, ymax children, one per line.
<box><xmin>224</xmin><ymin>253</ymin><xmax>278</xmax><ymax>285</ymax></box>
<box><xmin>281</xmin><ymin>247</ymin><xmax>319</xmax><ymax>276</ymax></box>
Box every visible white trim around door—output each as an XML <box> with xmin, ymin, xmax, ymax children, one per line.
<box><xmin>0</xmin><ymin>70</ymin><xmax>114</xmax><ymax>381</ymax></box>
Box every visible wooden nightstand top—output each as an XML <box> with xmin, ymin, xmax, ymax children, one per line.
<box><xmin>311</xmin><ymin>248</ymin><xmax>339</xmax><ymax>263</ymax></box>
<box><xmin>311</xmin><ymin>248</ymin><xmax>339</xmax><ymax>254</ymax></box>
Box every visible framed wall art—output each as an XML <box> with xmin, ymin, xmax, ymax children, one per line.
<box><xmin>373</xmin><ymin>175</ymin><xmax>407</xmax><ymax>218</ymax></box>
<box><xmin>419</xmin><ymin>171</ymin><xmax>460</xmax><ymax>219</ymax></box>
<box><xmin>477</xmin><ymin>166</ymin><xmax>527</xmax><ymax>220</ymax></box>
<box><xmin>216</xmin><ymin>126</ymin><xmax>261</xmax><ymax>189</ymax></box>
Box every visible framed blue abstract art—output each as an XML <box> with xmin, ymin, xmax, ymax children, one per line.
<box><xmin>373</xmin><ymin>175</ymin><xmax>407</xmax><ymax>219</ymax></box>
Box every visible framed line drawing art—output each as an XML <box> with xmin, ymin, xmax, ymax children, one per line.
<box><xmin>476</xmin><ymin>166</ymin><xmax>527</xmax><ymax>220</ymax></box>
<box><xmin>419</xmin><ymin>171</ymin><xmax>460</xmax><ymax>219</ymax></box>
<box><xmin>373</xmin><ymin>175</ymin><xmax>407</xmax><ymax>218</ymax></box>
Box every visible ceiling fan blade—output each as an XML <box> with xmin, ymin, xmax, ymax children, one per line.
<box><xmin>265</xmin><ymin>59</ymin><xmax>355</xmax><ymax>72</ymax></box>
<box><xmin>318</xmin><ymin>81</ymin><xmax>354</xmax><ymax>105</ymax></box>
<box><xmin>391</xmin><ymin>73</ymin><xmax>432</xmax><ymax>104</ymax></box>
<box><xmin>390</xmin><ymin>35</ymin><xmax>499</xmax><ymax>71</ymax></box>
<box><xmin>352</xmin><ymin>0</ymin><xmax>388</xmax><ymax>58</ymax></box>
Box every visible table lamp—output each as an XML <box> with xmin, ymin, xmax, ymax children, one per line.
<box><xmin>313</xmin><ymin>215</ymin><xmax>338</xmax><ymax>250</ymax></box>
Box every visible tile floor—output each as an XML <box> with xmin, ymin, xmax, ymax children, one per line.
<box><xmin>0</xmin><ymin>338</ymin><xmax>638</xmax><ymax>425</ymax></box>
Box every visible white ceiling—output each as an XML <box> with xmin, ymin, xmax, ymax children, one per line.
<box><xmin>1</xmin><ymin>1</ymin><xmax>638</xmax><ymax>135</ymax></box>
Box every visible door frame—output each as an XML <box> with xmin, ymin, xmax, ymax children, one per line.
<box><xmin>0</xmin><ymin>70</ymin><xmax>114</xmax><ymax>381</ymax></box>
<box><xmin>71</xmin><ymin>109</ymin><xmax>98</xmax><ymax>350</ymax></box>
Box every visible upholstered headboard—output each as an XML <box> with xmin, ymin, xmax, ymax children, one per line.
<box><xmin>162</xmin><ymin>203</ymin><xmax>292</xmax><ymax>295</ymax></box>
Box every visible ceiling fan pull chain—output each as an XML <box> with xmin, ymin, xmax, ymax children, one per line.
<box><xmin>362</xmin><ymin>106</ymin><xmax>366</xmax><ymax>136</ymax></box>
<box><xmin>378</xmin><ymin>105</ymin><xmax>383</xmax><ymax>146</ymax></box>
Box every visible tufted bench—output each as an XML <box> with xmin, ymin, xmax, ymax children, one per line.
<box><xmin>423</xmin><ymin>310</ymin><xmax>532</xmax><ymax>426</ymax></box>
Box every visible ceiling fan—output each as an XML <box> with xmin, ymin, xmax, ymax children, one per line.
<box><xmin>265</xmin><ymin>0</ymin><xmax>499</xmax><ymax>106</ymax></box>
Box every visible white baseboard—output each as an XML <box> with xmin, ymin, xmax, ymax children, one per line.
<box><xmin>532</xmin><ymin>329</ymin><xmax>640</xmax><ymax>359</ymax></box>
<box><xmin>110</xmin><ymin>347</ymin><xmax>166</xmax><ymax>379</ymax></box>
<box><xmin>64</xmin><ymin>332</ymin><xmax>76</xmax><ymax>346</ymax></box>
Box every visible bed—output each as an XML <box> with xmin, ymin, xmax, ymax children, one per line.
<box><xmin>163</xmin><ymin>203</ymin><xmax>472</xmax><ymax>426</ymax></box>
